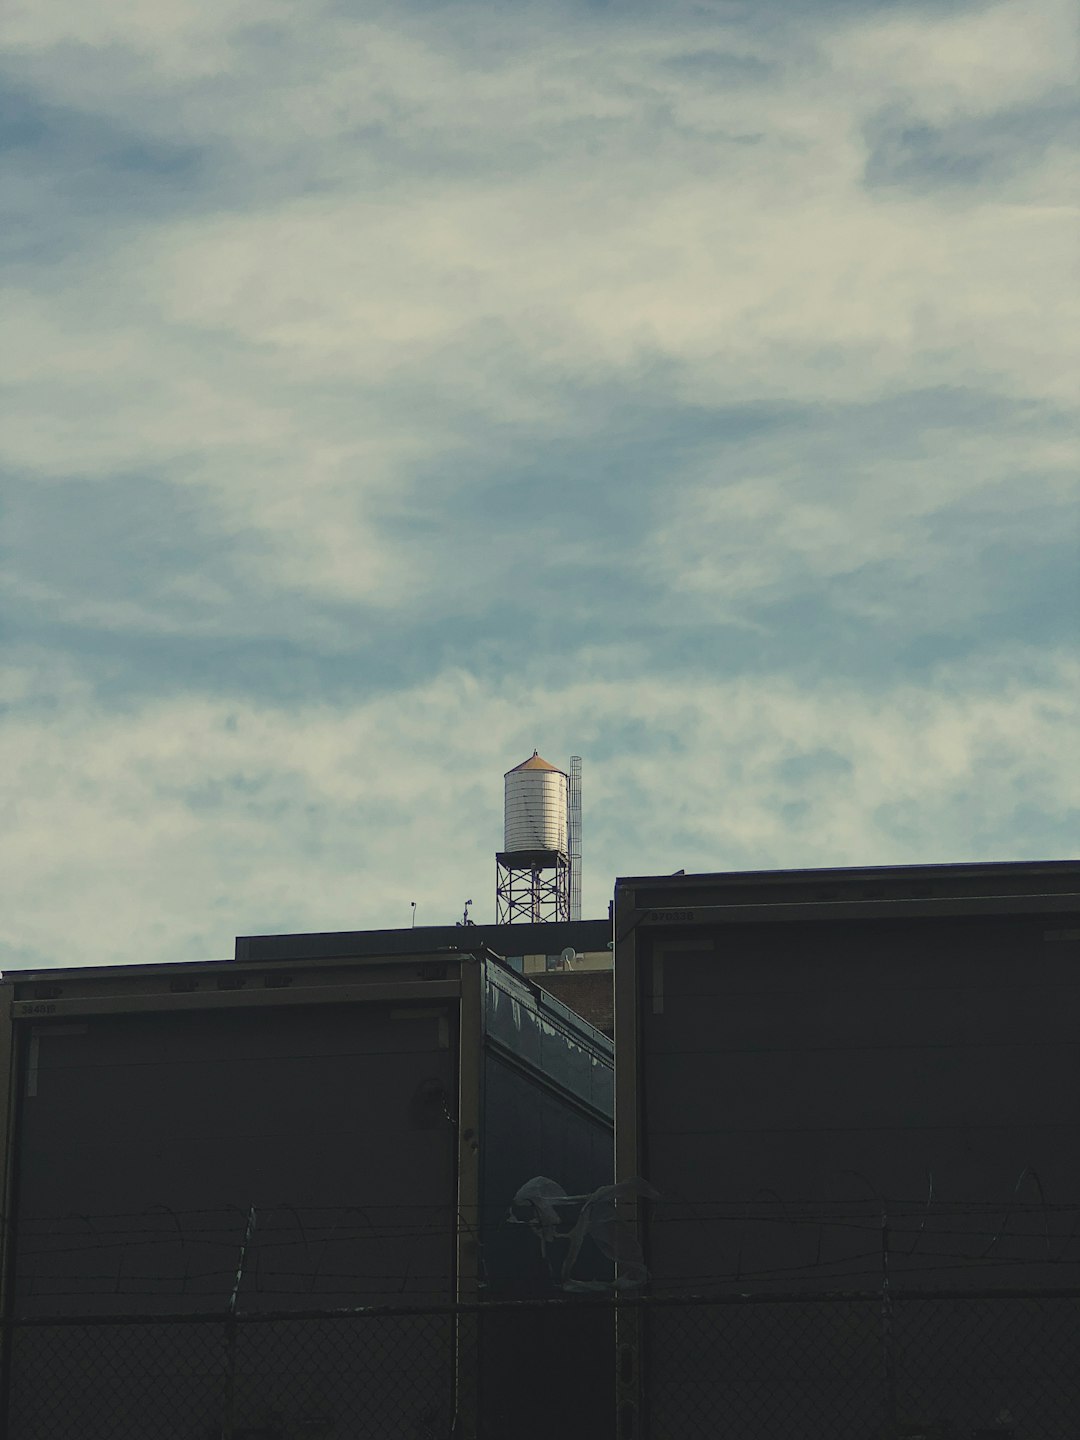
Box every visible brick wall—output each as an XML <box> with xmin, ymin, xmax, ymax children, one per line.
<box><xmin>533</xmin><ymin>970</ymin><xmax>614</xmax><ymax>1037</ymax></box>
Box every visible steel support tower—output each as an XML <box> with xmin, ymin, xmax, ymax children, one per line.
<box><xmin>495</xmin><ymin>850</ymin><xmax>570</xmax><ymax>924</ymax></box>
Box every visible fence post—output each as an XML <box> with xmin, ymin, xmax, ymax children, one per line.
<box><xmin>881</xmin><ymin>1212</ymin><xmax>898</xmax><ymax>1437</ymax></box>
<box><xmin>222</xmin><ymin>1206</ymin><xmax>256</xmax><ymax>1440</ymax></box>
<box><xmin>614</xmin><ymin>1297</ymin><xmax>641</xmax><ymax>1440</ymax></box>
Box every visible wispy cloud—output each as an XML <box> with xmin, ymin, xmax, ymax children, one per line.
<box><xmin>2</xmin><ymin>0</ymin><xmax>1076</xmax><ymax>965</ymax></box>
<box><xmin>4</xmin><ymin>651</ymin><xmax>1077</xmax><ymax>965</ymax></box>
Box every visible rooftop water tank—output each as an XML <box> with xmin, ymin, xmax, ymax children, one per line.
<box><xmin>504</xmin><ymin>752</ymin><xmax>568</xmax><ymax>855</ymax></box>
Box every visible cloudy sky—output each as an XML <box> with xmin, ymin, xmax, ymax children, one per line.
<box><xmin>3</xmin><ymin>0</ymin><xmax>1078</xmax><ymax>968</ymax></box>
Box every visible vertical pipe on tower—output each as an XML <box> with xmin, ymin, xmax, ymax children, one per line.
<box><xmin>569</xmin><ymin>756</ymin><xmax>582</xmax><ymax>923</ymax></box>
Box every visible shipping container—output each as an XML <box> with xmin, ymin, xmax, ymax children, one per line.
<box><xmin>614</xmin><ymin>860</ymin><xmax>1080</xmax><ymax>1438</ymax></box>
<box><xmin>0</xmin><ymin>940</ymin><xmax>614</xmax><ymax>1438</ymax></box>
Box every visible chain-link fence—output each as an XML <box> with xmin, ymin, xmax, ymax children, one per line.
<box><xmin>3</xmin><ymin>1290</ymin><xmax>1077</xmax><ymax>1439</ymax></box>
<box><xmin>4</xmin><ymin>1307</ymin><xmax>460</xmax><ymax>1440</ymax></box>
<box><xmin>640</xmin><ymin>1290</ymin><xmax>1080</xmax><ymax>1440</ymax></box>
<box><xmin>1</xmin><ymin>1300</ymin><xmax>613</xmax><ymax>1440</ymax></box>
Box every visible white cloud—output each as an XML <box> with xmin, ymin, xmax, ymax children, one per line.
<box><xmin>1</xmin><ymin>0</ymin><xmax>290</xmax><ymax>76</ymax></box>
<box><xmin>4</xmin><ymin>1</ymin><xmax>1076</xmax><ymax>628</ymax></box>
<box><xmin>828</xmin><ymin>0</ymin><xmax>1079</xmax><ymax>125</ymax></box>
<box><xmin>3</xmin><ymin>653</ymin><xmax>1077</xmax><ymax>967</ymax></box>
<box><xmin>648</xmin><ymin>402</ymin><xmax>1080</xmax><ymax>620</ymax></box>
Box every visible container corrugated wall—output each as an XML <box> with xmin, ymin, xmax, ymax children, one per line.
<box><xmin>504</xmin><ymin>761</ymin><xmax>568</xmax><ymax>854</ymax></box>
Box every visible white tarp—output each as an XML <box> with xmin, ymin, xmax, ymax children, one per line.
<box><xmin>509</xmin><ymin>1175</ymin><xmax>659</xmax><ymax>1290</ymax></box>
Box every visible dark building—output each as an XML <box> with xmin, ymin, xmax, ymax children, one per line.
<box><xmin>7</xmin><ymin>858</ymin><xmax>1075</xmax><ymax>1438</ymax></box>
<box><xmin>0</xmin><ymin>940</ymin><xmax>613</xmax><ymax>1438</ymax></box>
<box><xmin>237</xmin><ymin>917</ymin><xmax>615</xmax><ymax>1034</ymax></box>
<box><xmin>613</xmin><ymin>859</ymin><xmax>1080</xmax><ymax>1439</ymax></box>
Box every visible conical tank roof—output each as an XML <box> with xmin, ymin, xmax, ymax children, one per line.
<box><xmin>503</xmin><ymin>750</ymin><xmax>569</xmax><ymax>854</ymax></box>
<box><xmin>505</xmin><ymin>750</ymin><xmax>565</xmax><ymax>777</ymax></box>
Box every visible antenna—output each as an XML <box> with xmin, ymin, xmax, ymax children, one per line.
<box><xmin>568</xmin><ymin>755</ymin><xmax>582</xmax><ymax>923</ymax></box>
<box><xmin>410</xmin><ymin>901</ymin><xmax>417</xmax><ymax>928</ymax></box>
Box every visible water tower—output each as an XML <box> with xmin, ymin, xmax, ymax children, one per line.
<box><xmin>496</xmin><ymin>751</ymin><xmax>581</xmax><ymax>923</ymax></box>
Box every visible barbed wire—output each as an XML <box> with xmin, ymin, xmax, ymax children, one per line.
<box><xmin>9</xmin><ymin>1197</ymin><xmax>1079</xmax><ymax>1226</ymax></box>
<box><xmin>6</xmin><ymin>1171</ymin><xmax>1079</xmax><ymax>1317</ymax></box>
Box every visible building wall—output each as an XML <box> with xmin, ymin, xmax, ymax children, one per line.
<box><xmin>532</xmin><ymin>970</ymin><xmax>614</xmax><ymax>1037</ymax></box>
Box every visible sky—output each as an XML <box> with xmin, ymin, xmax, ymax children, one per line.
<box><xmin>2</xmin><ymin>0</ymin><xmax>1078</xmax><ymax>968</ymax></box>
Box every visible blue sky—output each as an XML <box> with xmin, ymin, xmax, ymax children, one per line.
<box><xmin>3</xmin><ymin>0</ymin><xmax>1077</xmax><ymax>966</ymax></box>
